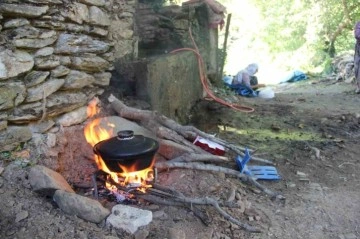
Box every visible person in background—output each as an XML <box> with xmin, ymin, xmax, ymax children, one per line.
<box><xmin>354</xmin><ymin>21</ymin><xmax>360</xmax><ymax>94</ymax></box>
<box><xmin>222</xmin><ymin>63</ymin><xmax>263</xmax><ymax>97</ymax></box>
<box><xmin>233</xmin><ymin>63</ymin><xmax>258</xmax><ymax>87</ymax></box>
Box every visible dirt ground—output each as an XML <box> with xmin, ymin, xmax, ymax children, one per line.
<box><xmin>0</xmin><ymin>78</ymin><xmax>359</xmax><ymax>239</ymax></box>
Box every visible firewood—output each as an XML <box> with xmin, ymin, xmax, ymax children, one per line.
<box><xmin>108</xmin><ymin>94</ymin><xmax>274</xmax><ymax>165</ymax></box>
<box><xmin>155</xmin><ymin>161</ymin><xmax>281</xmax><ymax>199</ymax></box>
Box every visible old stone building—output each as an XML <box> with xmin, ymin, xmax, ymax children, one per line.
<box><xmin>0</xmin><ymin>0</ymin><xmax>220</xmax><ymax>151</ymax></box>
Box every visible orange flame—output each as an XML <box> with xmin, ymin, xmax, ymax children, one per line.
<box><xmin>84</xmin><ymin>99</ymin><xmax>153</xmax><ymax>191</ymax></box>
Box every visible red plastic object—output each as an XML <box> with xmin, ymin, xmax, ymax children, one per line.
<box><xmin>193</xmin><ymin>136</ymin><xmax>225</xmax><ymax>156</ymax></box>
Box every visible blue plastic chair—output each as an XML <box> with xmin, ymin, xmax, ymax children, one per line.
<box><xmin>235</xmin><ymin>149</ymin><xmax>281</xmax><ymax>180</ymax></box>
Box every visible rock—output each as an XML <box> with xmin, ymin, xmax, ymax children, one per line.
<box><xmin>79</xmin><ymin>0</ymin><xmax>106</xmax><ymax>7</ymax></box>
<box><xmin>89</xmin><ymin>27</ymin><xmax>109</xmax><ymax>37</ymax></box>
<box><xmin>62</xmin><ymin>70</ymin><xmax>95</xmax><ymax>89</ymax></box>
<box><xmin>53</xmin><ymin>190</ymin><xmax>110</xmax><ymax>223</ymax></box>
<box><xmin>0</xmin><ymin>50</ymin><xmax>34</xmax><ymax>80</ymax></box>
<box><xmin>46</xmin><ymin>133</ymin><xmax>57</xmax><ymax>147</ymax></box>
<box><xmin>106</xmin><ymin>205</ymin><xmax>152</xmax><ymax>234</ymax></box>
<box><xmin>34</xmin><ymin>56</ymin><xmax>61</xmax><ymax>70</ymax></box>
<box><xmin>71</xmin><ymin>56</ymin><xmax>110</xmax><ymax>73</ymax></box>
<box><xmin>59</xmin><ymin>56</ymin><xmax>71</xmax><ymax>66</ymax></box>
<box><xmin>56</xmin><ymin>106</ymin><xmax>88</xmax><ymax>127</ymax></box>
<box><xmin>46</xmin><ymin>91</ymin><xmax>89</xmax><ymax>118</ymax></box>
<box><xmin>344</xmin><ymin>233</ymin><xmax>357</xmax><ymax>239</ymax></box>
<box><xmin>14</xmin><ymin>35</ymin><xmax>57</xmax><ymax>49</ymax></box>
<box><xmin>168</xmin><ymin>228</ymin><xmax>186</xmax><ymax>239</ymax></box>
<box><xmin>0</xmin><ymin>4</ymin><xmax>49</xmax><ymax>18</ymax></box>
<box><xmin>26</xmin><ymin>0</ymin><xmax>63</xmax><ymax>4</ymax></box>
<box><xmin>51</xmin><ymin>65</ymin><xmax>70</xmax><ymax>78</ymax></box>
<box><xmin>29</xmin><ymin>165</ymin><xmax>75</xmax><ymax>196</ymax></box>
<box><xmin>15</xmin><ymin>210</ymin><xmax>29</xmax><ymax>223</ymax></box>
<box><xmin>0</xmin><ymin>120</ymin><xmax>7</xmax><ymax>131</ymax></box>
<box><xmin>63</xmin><ymin>3</ymin><xmax>89</xmax><ymax>24</ymax></box>
<box><xmin>29</xmin><ymin>120</ymin><xmax>55</xmax><ymax>133</ymax></box>
<box><xmin>0</xmin><ymin>82</ymin><xmax>26</xmax><ymax>110</ymax></box>
<box><xmin>55</xmin><ymin>33</ymin><xmax>110</xmax><ymax>54</ymax></box>
<box><xmin>0</xmin><ymin>167</ymin><xmax>4</xmax><ymax>175</ymax></box>
<box><xmin>113</xmin><ymin>39</ymin><xmax>133</xmax><ymax>59</ymax></box>
<box><xmin>93</xmin><ymin>72</ymin><xmax>111</xmax><ymax>86</ymax></box>
<box><xmin>296</xmin><ymin>171</ymin><xmax>307</xmax><ymax>177</ymax></box>
<box><xmin>25</xmin><ymin>78</ymin><xmax>65</xmax><ymax>103</ymax></box>
<box><xmin>3</xmin><ymin>18</ymin><xmax>30</xmax><ymax>29</ymax></box>
<box><xmin>134</xmin><ymin>229</ymin><xmax>149</xmax><ymax>239</ymax></box>
<box><xmin>152</xmin><ymin>210</ymin><xmax>167</xmax><ymax>219</ymax></box>
<box><xmin>7</xmin><ymin>101</ymin><xmax>43</xmax><ymax>123</ymax></box>
<box><xmin>35</xmin><ymin>47</ymin><xmax>54</xmax><ymax>57</ymax></box>
<box><xmin>32</xmin><ymin>20</ymin><xmax>66</xmax><ymax>30</ymax></box>
<box><xmin>0</xmin><ymin>126</ymin><xmax>32</xmax><ymax>152</ymax></box>
<box><xmin>24</xmin><ymin>71</ymin><xmax>50</xmax><ymax>87</ymax></box>
<box><xmin>89</xmin><ymin>6</ymin><xmax>110</xmax><ymax>26</ymax></box>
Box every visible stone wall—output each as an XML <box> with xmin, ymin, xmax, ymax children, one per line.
<box><xmin>0</xmin><ymin>0</ymin><xmax>136</xmax><ymax>151</ymax></box>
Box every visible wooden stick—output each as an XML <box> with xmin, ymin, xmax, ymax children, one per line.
<box><xmin>155</xmin><ymin>161</ymin><xmax>282</xmax><ymax>198</ymax></box>
<box><xmin>169</xmin><ymin>153</ymin><xmax>229</xmax><ymax>163</ymax></box>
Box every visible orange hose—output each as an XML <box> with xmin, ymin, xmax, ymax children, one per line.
<box><xmin>170</xmin><ymin>28</ymin><xmax>255</xmax><ymax>113</ymax></box>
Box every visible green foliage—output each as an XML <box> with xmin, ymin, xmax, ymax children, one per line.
<box><xmin>224</xmin><ymin>0</ymin><xmax>360</xmax><ymax>74</ymax></box>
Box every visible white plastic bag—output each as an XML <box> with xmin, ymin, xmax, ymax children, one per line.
<box><xmin>258</xmin><ymin>87</ymin><xmax>275</xmax><ymax>99</ymax></box>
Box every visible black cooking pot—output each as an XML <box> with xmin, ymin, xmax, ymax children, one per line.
<box><xmin>93</xmin><ymin>130</ymin><xmax>159</xmax><ymax>173</ymax></box>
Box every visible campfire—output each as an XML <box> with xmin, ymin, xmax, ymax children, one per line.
<box><xmin>83</xmin><ymin>100</ymin><xmax>158</xmax><ymax>201</ymax></box>
<box><xmin>78</xmin><ymin>96</ymin><xmax>283</xmax><ymax>233</ymax></box>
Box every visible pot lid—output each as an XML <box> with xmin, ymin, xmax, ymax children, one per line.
<box><xmin>93</xmin><ymin>130</ymin><xmax>159</xmax><ymax>160</ymax></box>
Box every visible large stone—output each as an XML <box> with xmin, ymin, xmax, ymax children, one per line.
<box><xmin>93</xmin><ymin>72</ymin><xmax>111</xmax><ymax>86</ymax></box>
<box><xmin>55</xmin><ymin>33</ymin><xmax>110</xmax><ymax>54</ymax></box>
<box><xmin>34</xmin><ymin>56</ymin><xmax>61</xmax><ymax>70</ymax></box>
<box><xmin>62</xmin><ymin>70</ymin><xmax>95</xmax><ymax>89</ymax></box>
<box><xmin>46</xmin><ymin>91</ymin><xmax>89</xmax><ymax>117</ymax></box>
<box><xmin>7</xmin><ymin>25</ymin><xmax>40</xmax><ymax>39</ymax></box>
<box><xmin>113</xmin><ymin>40</ymin><xmax>133</xmax><ymax>59</ymax></box>
<box><xmin>34</xmin><ymin>47</ymin><xmax>54</xmax><ymax>57</ymax></box>
<box><xmin>53</xmin><ymin>190</ymin><xmax>110</xmax><ymax>223</ymax></box>
<box><xmin>0</xmin><ymin>50</ymin><xmax>34</xmax><ymax>80</ymax></box>
<box><xmin>26</xmin><ymin>0</ymin><xmax>63</xmax><ymax>4</ymax></box>
<box><xmin>0</xmin><ymin>126</ymin><xmax>32</xmax><ymax>152</ymax></box>
<box><xmin>88</xmin><ymin>27</ymin><xmax>108</xmax><ymax>37</ymax></box>
<box><xmin>0</xmin><ymin>82</ymin><xmax>26</xmax><ymax>110</ymax></box>
<box><xmin>65</xmin><ymin>23</ymin><xmax>87</xmax><ymax>33</ymax></box>
<box><xmin>3</xmin><ymin>18</ymin><xmax>30</xmax><ymax>29</ymax></box>
<box><xmin>0</xmin><ymin>4</ymin><xmax>49</xmax><ymax>18</ymax></box>
<box><xmin>32</xmin><ymin>20</ymin><xmax>66</xmax><ymax>30</ymax></box>
<box><xmin>0</xmin><ymin>112</ymin><xmax>8</xmax><ymax>131</ymax></box>
<box><xmin>25</xmin><ymin>78</ymin><xmax>65</xmax><ymax>103</ymax></box>
<box><xmin>71</xmin><ymin>56</ymin><xmax>110</xmax><ymax>73</ymax></box>
<box><xmin>79</xmin><ymin>0</ymin><xmax>106</xmax><ymax>7</ymax></box>
<box><xmin>29</xmin><ymin>120</ymin><xmax>55</xmax><ymax>133</ymax></box>
<box><xmin>8</xmin><ymin>101</ymin><xmax>43</xmax><ymax>123</ymax></box>
<box><xmin>24</xmin><ymin>71</ymin><xmax>50</xmax><ymax>87</ymax></box>
<box><xmin>62</xmin><ymin>2</ymin><xmax>89</xmax><ymax>24</ymax></box>
<box><xmin>14</xmin><ymin>35</ymin><xmax>57</xmax><ymax>49</ymax></box>
<box><xmin>89</xmin><ymin>6</ymin><xmax>110</xmax><ymax>26</ymax></box>
<box><xmin>106</xmin><ymin>205</ymin><xmax>152</xmax><ymax>234</ymax></box>
<box><xmin>29</xmin><ymin>165</ymin><xmax>75</xmax><ymax>196</ymax></box>
<box><xmin>56</xmin><ymin>106</ymin><xmax>88</xmax><ymax>127</ymax></box>
<box><xmin>51</xmin><ymin>65</ymin><xmax>70</xmax><ymax>78</ymax></box>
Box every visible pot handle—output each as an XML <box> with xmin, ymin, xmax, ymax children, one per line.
<box><xmin>117</xmin><ymin>130</ymin><xmax>134</xmax><ymax>140</ymax></box>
